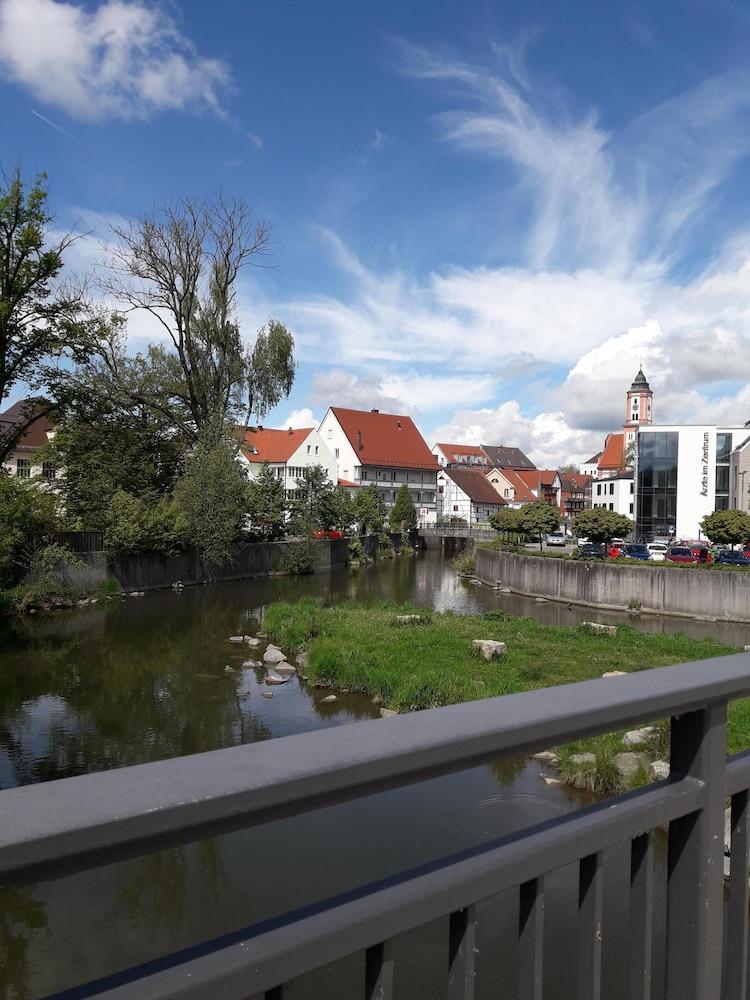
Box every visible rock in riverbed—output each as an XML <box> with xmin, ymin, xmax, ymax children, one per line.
<box><xmin>533</xmin><ymin>751</ymin><xmax>558</xmax><ymax>763</ymax></box>
<box><xmin>320</xmin><ymin>694</ymin><xmax>338</xmax><ymax>703</ymax></box>
<box><xmin>273</xmin><ymin>662</ymin><xmax>297</xmax><ymax>675</ymax></box>
<box><xmin>263</xmin><ymin>647</ymin><xmax>286</xmax><ymax>664</ymax></box>
<box><xmin>471</xmin><ymin>639</ymin><xmax>507</xmax><ymax>660</ymax></box>
<box><xmin>242</xmin><ymin>659</ymin><xmax>259</xmax><ymax>668</ymax></box>
<box><xmin>296</xmin><ymin>651</ymin><xmax>310</xmax><ymax>668</ymax></box>
<box><xmin>244</xmin><ymin>636</ymin><xmax>261</xmax><ymax>647</ymax></box>
<box><xmin>265</xmin><ymin>674</ymin><xmax>289</xmax><ymax>686</ymax></box>
<box><xmin>228</xmin><ymin>636</ymin><xmax>244</xmax><ymax>643</ymax></box>
<box><xmin>224</xmin><ymin>665</ymin><xmax>236</xmax><ymax>674</ymax></box>
<box><xmin>261</xmin><ymin>691</ymin><xmax>273</xmax><ymax>699</ymax></box>
<box><xmin>540</xmin><ymin>776</ymin><xmax>562</xmax><ymax>786</ymax></box>
<box><xmin>380</xmin><ymin>708</ymin><xmax>398</xmax><ymax>718</ymax></box>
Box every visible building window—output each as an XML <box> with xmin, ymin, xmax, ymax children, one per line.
<box><xmin>16</xmin><ymin>458</ymin><xmax>30</xmax><ymax>479</ymax></box>
<box><xmin>609</xmin><ymin>503</ymin><xmax>614</xmax><ymax>511</ymax></box>
<box><xmin>315</xmin><ymin>446</ymin><xmax>319</xmax><ymax>455</ymax></box>
<box><xmin>438</xmin><ymin>485</ymin><xmax>444</xmax><ymax>494</ymax></box>
<box><xmin>307</xmin><ymin>445</ymin><xmax>311</xmax><ymax>454</ymax></box>
<box><xmin>360</xmin><ymin>469</ymin><xmax>368</xmax><ymax>480</ymax></box>
<box><xmin>503</xmin><ymin>488</ymin><xmax>509</xmax><ymax>497</ymax></box>
<box><xmin>637</xmin><ymin>431</ymin><xmax>679</xmax><ymax>539</ymax></box>
<box><xmin>609</xmin><ymin>482</ymin><xmax>614</xmax><ymax>495</ymax></box>
<box><xmin>453</xmin><ymin>505</ymin><xmax>458</xmax><ymax>512</ymax></box>
<box><xmin>630</xmin><ymin>483</ymin><xmax>634</xmax><ymax>494</ymax></box>
<box><xmin>335</xmin><ymin>448</ymin><xmax>339</xmax><ymax>459</ymax></box>
<box><xmin>42</xmin><ymin>462</ymin><xmax>56</xmax><ymax>482</ymax></box>
<box><xmin>596</xmin><ymin>484</ymin><xmax>601</xmax><ymax>496</ymax></box>
<box><xmin>629</xmin><ymin>503</ymin><xmax>634</xmax><ymax>514</ymax></box>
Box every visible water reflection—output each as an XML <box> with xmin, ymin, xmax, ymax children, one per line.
<box><xmin>0</xmin><ymin>552</ymin><xmax>737</xmax><ymax>998</ymax></box>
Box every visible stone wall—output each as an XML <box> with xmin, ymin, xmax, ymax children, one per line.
<box><xmin>63</xmin><ymin>538</ymin><xmax>350</xmax><ymax>593</ymax></box>
<box><xmin>476</xmin><ymin>548</ymin><xmax>750</xmax><ymax>623</ymax></box>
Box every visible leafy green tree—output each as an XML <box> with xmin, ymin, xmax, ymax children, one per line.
<box><xmin>104</xmin><ymin>491</ymin><xmax>186</xmax><ymax>556</ymax></box>
<box><xmin>389</xmin><ymin>484</ymin><xmax>417</xmax><ymax>532</ymax></box>
<box><xmin>246</xmin><ymin>462</ymin><xmax>286</xmax><ymax>540</ymax></box>
<box><xmin>574</xmin><ymin>508</ymin><xmax>633</xmax><ymax>545</ymax></box>
<box><xmin>289</xmin><ymin>465</ymin><xmax>335</xmax><ymax>533</ymax></box>
<box><xmin>352</xmin><ymin>483</ymin><xmax>386</xmax><ymax>534</ymax></box>
<box><xmin>173</xmin><ymin>434</ymin><xmax>250</xmax><ymax>568</ymax></box>
<box><xmin>99</xmin><ymin>194</ymin><xmax>295</xmax><ymax>439</ymax></box>
<box><xmin>0</xmin><ymin>473</ymin><xmax>61</xmax><ymax>587</ymax></box>
<box><xmin>700</xmin><ymin>509</ymin><xmax>750</xmax><ymax>546</ymax></box>
<box><xmin>489</xmin><ymin>507</ymin><xmax>523</xmax><ymax>540</ymax></box>
<box><xmin>50</xmin><ymin>374</ymin><xmax>186</xmax><ymax>530</ymax></box>
<box><xmin>519</xmin><ymin>501</ymin><xmax>561</xmax><ymax>550</ymax></box>
<box><xmin>0</xmin><ymin>169</ymin><xmax>92</xmax><ymax>463</ymax></box>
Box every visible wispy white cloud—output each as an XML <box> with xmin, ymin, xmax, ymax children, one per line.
<box><xmin>0</xmin><ymin>0</ymin><xmax>230</xmax><ymax>121</ymax></box>
<box><xmin>247</xmin><ymin>132</ymin><xmax>264</xmax><ymax>149</ymax></box>
<box><xmin>370</xmin><ymin>128</ymin><xmax>392</xmax><ymax>152</ymax></box>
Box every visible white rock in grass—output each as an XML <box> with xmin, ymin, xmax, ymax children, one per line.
<box><xmin>651</xmin><ymin>760</ymin><xmax>670</xmax><ymax>780</ymax></box>
<box><xmin>296</xmin><ymin>651</ymin><xmax>310</xmax><ymax>668</ymax></box>
<box><xmin>602</xmin><ymin>671</ymin><xmax>627</xmax><ymax>678</ymax></box>
<box><xmin>263</xmin><ymin>648</ymin><xmax>286</xmax><ymax>664</ymax></box>
<box><xmin>614</xmin><ymin>752</ymin><xmax>648</xmax><ymax>780</ymax></box>
<box><xmin>533</xmin><ymin>751</ymin><xmax>558</xmax><ymax>763</ymax></box>
<box><xmin>583</xmin><ymin>622</ymin><xmax>617</xmax><ymax>635</ymax></box>
<box><xmin>395</xmin><ymin>614</ymin><xmax>423</xmax><ymax>624</ymax></box>
<box><xmin>471</xmin><ymin>639</ymin><xmax>507</xmax><ymax>660</ymax></box>
<box><xmin>570</xmin><ymin>753</ymin><xmax>596</xmax><ymax>765</ymax></box>
<box><xmin>623</xmin><ymin>727</ymin><xmax>656</xmax><ymax>747</ymax></box>
<box><xmin>380</xmin><ymin>708</ymin><xmax>398</xmax><ymax>718</ymax></box>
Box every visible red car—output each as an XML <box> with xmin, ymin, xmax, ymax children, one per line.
<box><xmin>666</xmin><ymin>546</ymin><xmax>697</xmax><ymax>564</ymax></box>
<box><xmin>689</xmin><ymin>544</ymin><xmax>712</xmax><ymax>564</ymax></box>
<box><xmin>608</xmin><ymin>543</ymin><xmax>624</xmax><ymax>559</ymax></box>
<box><xmin>314</xmin><ymin>530</ymin><xmax>342</xmax><ymax>540</ymax></box>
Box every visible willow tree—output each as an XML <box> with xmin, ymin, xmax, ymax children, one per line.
<box><xmin>97</xmin><ymin>193</ymin><xmax>295</xmax><ymax>442</ymax></box>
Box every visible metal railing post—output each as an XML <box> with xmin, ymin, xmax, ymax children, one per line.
<box><xmin>665</xmin><ymin>702</ymin><xmax>727</xmax><ymax>1000</ymax></box>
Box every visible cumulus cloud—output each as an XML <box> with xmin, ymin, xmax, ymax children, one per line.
<box><xmin>267</xmin><ymin>42</ymin><xmax>750</xmax><ymax>465</ymax></box>
<box><xmin>279</xmin><ymin>408</ymin><xmax>318</xmax><ymax>429</ymax></box>
<box><xmin>0</xmin><ymin>0</ymin><xmax>230</xmax><ymax>121</ymax></box>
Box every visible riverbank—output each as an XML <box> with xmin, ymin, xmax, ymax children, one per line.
<box><xmin>475</xmin><ymin>547</ymin><xmax>750</xmax><ymax>622</ymax></box>
<box><xmin>262</xmin><ymin>598</ymin><xmax>744</xmax><ymax>791</ymax></box>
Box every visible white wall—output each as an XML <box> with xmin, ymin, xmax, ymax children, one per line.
<box><xmin>318</xmin><ymin>409</ymin><xmax>359</xmax><ymax>482</ymax></box>
<box><xmin>591</xmin><ymin>476</ymin><xmax>634</xmax><ymax>518</ymax></box>
<box><xmin>285</xmin><ymin>430</ymin><xmax>336</xmax><ymax>492</ymax></box>
<box><xmin>437</xmin><ymin>472</ymin><xmax>504</xmax><ymax>524</ymax></box>
<box><xmin>485</xmin><ymin>469</ymin><xmax>516</xmax><ymax>504</ymax></box>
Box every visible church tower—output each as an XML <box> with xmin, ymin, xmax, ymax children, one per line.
<box><xmin>624</xmin><ymin>367</ymin><xmax>652</xmax><ymax>450</ymax></box>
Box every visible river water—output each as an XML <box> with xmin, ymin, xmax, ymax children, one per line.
<box><xmin>1</xmin><ymin>551</ymin><xmax>740</xmax><ymax>1000</ymax></box>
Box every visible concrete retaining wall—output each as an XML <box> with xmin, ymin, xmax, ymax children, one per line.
<box><xmin>475</xmin><ymin>548</ymin><xmax>750</xmax><ymax>623</ymax></box>
<box><xmin>63</xmin><ymin>538</ymin><xmax>350</xmax><ymax>593</ymax></box>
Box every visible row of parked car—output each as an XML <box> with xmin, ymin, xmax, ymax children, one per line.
<box><xmin>577</xmin><ymin>538</ymin><xmax>750</xmax><ymax>565</ymax></box>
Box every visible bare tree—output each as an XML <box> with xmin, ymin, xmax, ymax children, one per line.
<box><xmin>99</xmin><ymin>193</ymin><xmax>295</xmax><ymax>442</ymax></box>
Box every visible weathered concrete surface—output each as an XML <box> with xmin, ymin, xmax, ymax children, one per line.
<box><xmin>476</xmin><ymin>548</ymin><xmax>750</xmax><ymax>623</ymax></box>
<box><xmin>62</xmin><ymin>538</ymin><xmax>349</xmax><ymax>594</ymax></box>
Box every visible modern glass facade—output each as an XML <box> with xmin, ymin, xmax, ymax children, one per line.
<box><xmin>715</xmin><ymin>432</ymin><xmax>732</xmax><ymax>510</ymax></box>
<box><xmin>636</xmin><ymin>431</ymin><xmax>678</xmax><ymax>538</ymax></box>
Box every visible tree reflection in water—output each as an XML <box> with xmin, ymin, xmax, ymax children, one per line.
<box><xmin>0</xmin><ymin>886</ymin><xmax>48</xmax><ymax>1000</ymax></box>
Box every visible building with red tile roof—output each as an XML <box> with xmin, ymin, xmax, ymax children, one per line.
<box><xmin>1</xmin><ymin>398</ymin><xmax>57</xmax><ymax>482</ymax></box>
<box><xmin>516</xmin><ymin>469</ymin><xmax>562</xmax><ymax>507</ymax></box>
<box><xmin>433</xmin><ymin>443</ymin><xmax>490</xmax><ymax>468</ymax></box>
<box><xmin>559</xmin><ymin>471</ymin><xmax>592</xmax><ymax>521</ymax></box>
<box><xmin>319</xmin><ymin>407</ymin><xmax>439</xmax><ymax>523</ymax></box>
<box><xmin>240</xmin><ymin>426</ymin><xmax>337</xmax><ymax>499</ymax></box>
<box><xmin>597</xmin><ymin>432</ymin><xmax>626</xmax><ymax>474</ymax></box>
<box><xmin>438</xmin><ymin>467</ymin><xmax>507</xmax><ymax>525</ymax></box>
<box><xmin>485</xmin><ymin>466</ymin><xmax>537</xmax><ymax>505</ymax></box>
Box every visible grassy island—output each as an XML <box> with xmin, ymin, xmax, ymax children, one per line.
<box><xmin>263</xmin><ymin>598</ymin><xmax>749</xmax><ymax>793</ymax></box>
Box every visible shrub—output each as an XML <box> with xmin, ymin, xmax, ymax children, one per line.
<box><xmin>278</xmin><ymin>537</ymin><xmax>322</xmax><ymax>575</ymax></box>
<box><xmin>451</xmin><ymin>544</ymin><xmax>476</xmax><ymax>576</ymax></box>
<box><xmin>10</xmin><ymin>542</ymin><xmax>82</xmax><ymax>612</ymax></box>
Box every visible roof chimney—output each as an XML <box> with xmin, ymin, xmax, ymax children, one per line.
<box><xmin>371</xmin><ymin>408</ymin><xmax>379</xmax><ymax>413</ymax></box>
<box><xmin>396</xmin><ymin>419</ymin><xmax>402</xmax><ymax>429</ymax></box>
<box><xmin>356</xmin><ymin>431</ymin><xmax>363</xmax><ymax>451</ymax></box>
<box><xmin>288</xmin><ymin>426</ymin><xmax>293</xmax><ymax>435</ymax></box>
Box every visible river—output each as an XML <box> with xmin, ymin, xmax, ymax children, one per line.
<box><xmin>3</xmin><ymin>550</ymin><xmax>738</xmax><ymax>999</ymax></box>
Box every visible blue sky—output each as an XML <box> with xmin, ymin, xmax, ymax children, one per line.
<box><xmin>3</xmin><ymin>0</ymin><xmax>750</xmax><ymax>465</ymax></box>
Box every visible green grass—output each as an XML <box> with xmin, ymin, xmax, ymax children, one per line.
<box><xmin>263</xmin><ymin>597</ymin><xmax>750</xmax><ymax>794</ymax></box>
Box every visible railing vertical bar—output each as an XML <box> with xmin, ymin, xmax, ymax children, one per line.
<box><xmin>665</xmin><ymin>702</ymin><xmax>727</xmax><ymax>1000</ymax></box>
<box><xmin>518</xmin><ymin>876</ymin><xmax>544</xmax><ymax>1000</ymax></box>
<box><xmin>448</xmin><ymin>904</ymin><xmax>477</xmax><ymax>1000</ymax></box>
<box><xmin>628</xmin><ymin>832</ymin><xmax>654</xmax><ymax>1000</ymax></box>
<box><xmin>265</xmin><ymin>988</ymin><xmax>284</xmax><ymax>1000</ymax></box>
<box><xmin>365</xmin><ymin>941</ymin><xmax>395</xmax><ymax>1000</ymax></box>
<box><xmin>577</xmin><ymin>851</ymin><xmax>604</xmax><ymax>1000</ymax></box>
<box><xmin>723</xmin><ymin>790</ymin><xmax>750</xmax><ymax>1000</ymax></box>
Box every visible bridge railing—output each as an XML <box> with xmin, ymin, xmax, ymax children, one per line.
<box><xmin>419</xmin><ymin>524</ymin><xmax>497</xmax><ymax>541</ymax></box>
<box><xmin>3</xmin><ymin>655</ymin><xmax>750</xmax><ymax>999</ymax></box>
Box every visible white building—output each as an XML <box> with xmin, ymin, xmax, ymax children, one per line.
<box><xmin>319</xmin><ymin>407</ymin><xmax>439</xmax><ymax>523</ymax></box>
<box><xmin>437</xmin><ymin>467</ymin><xmax>508</xmax><ymax>525</ymax></box>
<box><xmin>590</xmin><ymin>472</ymin><xmax>634</xmax><ymax>518</ymax></box>
<box><xmin>636</xmin><ymin>424</ymin><xmax>749</xmax><ymax>540</ymax></box>
<box><xmin>240</xmin><ymin>426</ymin><xmax>336</xmax><ymax>499</ymax></box>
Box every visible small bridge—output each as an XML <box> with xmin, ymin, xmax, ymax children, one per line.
<box><xmin>2</xmin><ymin>655</ymin><xmax>750</xmax><ymax>998</ymax></box>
